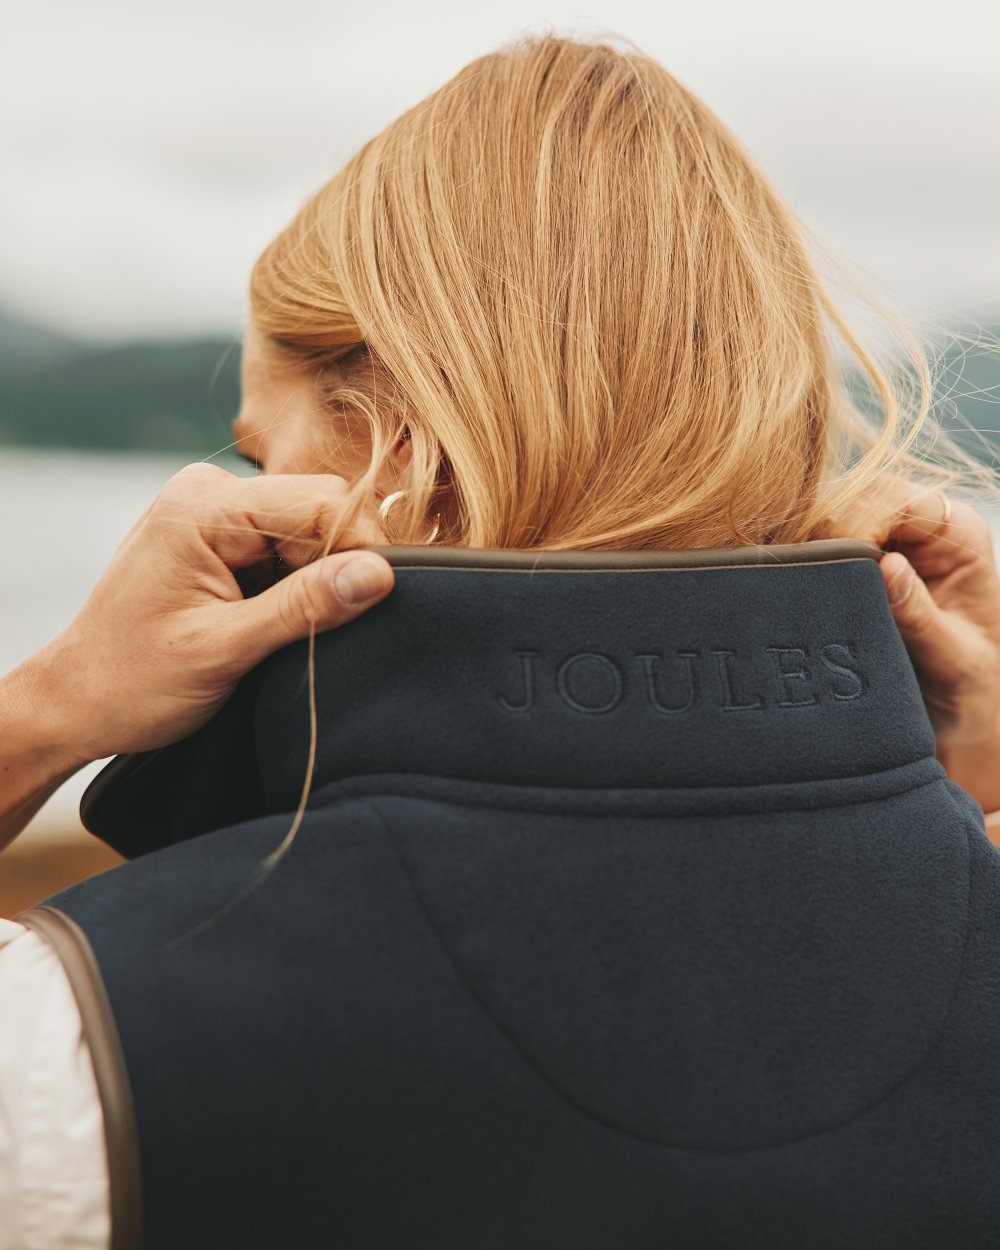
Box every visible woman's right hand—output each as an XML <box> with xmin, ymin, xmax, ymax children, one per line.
<box><xmin>815</xmin><ymin>476</ymin><xmax>1000</xmax><ymax>813</ymax></box>
<box><xmin>0</xmin><ymin>463</ymin><xmax>394</xmax><ymax>848</ymax></box>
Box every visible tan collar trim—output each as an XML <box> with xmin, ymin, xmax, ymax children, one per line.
<box><xmin>366</xmin><ymin>538</ymin><xmax>881</xmax><ymax>571</ymax></box>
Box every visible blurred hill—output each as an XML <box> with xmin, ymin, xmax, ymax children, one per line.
<box><xmin>0</xmin><ymin>309</ymin><xmax>996</xmax><ymax>465</ymax></box>
<box><xmin>0</xmin><ymin>310</ymin><xmax>240</xmax><ymax>454</ymax></box>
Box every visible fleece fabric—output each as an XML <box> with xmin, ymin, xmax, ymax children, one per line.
<box><xmin>47</xmin><ymin>548</ymin><xmax>1000</xmax><ymax>1249</ymax></box>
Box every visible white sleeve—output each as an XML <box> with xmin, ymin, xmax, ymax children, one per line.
<box><xmin>0</xmin><ymin>917</ymin><xmax>111</xmax><ymax>1250</ymax></box>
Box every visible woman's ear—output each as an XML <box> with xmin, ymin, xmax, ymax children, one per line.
<box><xmin>379</xmin><ymin>425</ymin><xmax>414</xmax><ymax>493</ymax></box>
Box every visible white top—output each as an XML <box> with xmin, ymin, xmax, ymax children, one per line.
<box><xmin>4</xmin><ymin>805</ymin><xmax>1000</xmax><ymax>1248</ymax></box>
<box><xmin>0</xmin><ymin>919</ymin><xmax>109</xmax><ymax>1250</ymax></box>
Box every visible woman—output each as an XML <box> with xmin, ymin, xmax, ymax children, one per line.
<box><xmin>2</xmin><ymin>33</ymin><xmax>1000</xmax><ymax>1249</ymax></box>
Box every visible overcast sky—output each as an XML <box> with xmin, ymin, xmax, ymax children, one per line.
<box><xmin>2</xmin><ymin>0</ymin><xmax>998</xmax><ymax>342</ymax></box>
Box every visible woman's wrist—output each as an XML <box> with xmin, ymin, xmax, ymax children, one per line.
<box><xmin>936</xmin><ymin>711</ymin><xmax>1000</xmax><ymax>815</ymax></box>
<box><xmin>0</xmin><ymin>652</ymin><xmax>94</xmax><ymax>851</ymax></box>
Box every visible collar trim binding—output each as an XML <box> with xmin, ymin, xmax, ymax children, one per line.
<box><xmin>367</xmin><ymin>539</ymin><xmax>881</xmax><ymax>571</ymax></box>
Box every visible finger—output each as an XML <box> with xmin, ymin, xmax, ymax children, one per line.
<box><xmin>886</xmin><ymin>496</ymin><xmax>996</xmax><ymax>582</ymax></box>
<box><xmin>152</xmin><ymin>466</ymin><xmax>381</xmax><ymax>570</ymax></box>
<box><xmin>229</xmin><ymin>473</ymin><xmax>383</xmax><ymax>570</ymax></box>
<box><xmin>818</xmin><ymin>478</ymin><xmax>995</xmax><ymax>580</ymax></box>
<box><xmin>229</xmin><ymin>549</ymin><xmax>394</xmax><ymax>665</ymax></box>
<box><xmin>879</xmin><ymin>551</ymin><xmax>962</xmax><ymax>675</ymax></box>
<box><xmin>817</xmin><ymin>476</ymin><xmax>947</xmax><ymax>546</ymax></box>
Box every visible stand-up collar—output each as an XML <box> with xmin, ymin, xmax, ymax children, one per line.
<box><xmin>81</xmin><ymin>539</ymin><xmax>936</xmax><ymax>859</ymax></box>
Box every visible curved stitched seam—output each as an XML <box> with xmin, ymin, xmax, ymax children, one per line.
<box><xmin>308</xmin><ymin>768</ymin><xmax>944</xmax><ymax>820</ymax></box>
<box><xmin>370</xmin><ymin>796</ymin><xmax>975</xmax><ymax>1155</ymax></box>
<box><xmin>308</xmin><ymin>755</ymin><xmax>938</xmax><ymax>794</ymax></box>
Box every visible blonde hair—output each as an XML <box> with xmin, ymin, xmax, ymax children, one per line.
<box><xmin>249</xmin><ymin>33</ymin><xmax>994</xmax><ymax>554</ymax></box>
<box><xmin>228</xmin><ymin>33</ymin><xmax>998</xmax><ymax>890</ymax></box>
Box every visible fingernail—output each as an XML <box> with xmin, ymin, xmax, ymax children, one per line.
<box><xmin>334</xmin><ymin>555</ymin><xmax>389</xmax><ymax>605</ymax></box>
<box><xmin>883</xmin><ymin>555</ymin><xmax>910</xmax><ymax>605</ymax></box>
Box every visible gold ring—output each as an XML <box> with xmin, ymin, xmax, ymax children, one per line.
<box><xmin>933</xmin><ymin>488</ymin><xmax>953</xmax><ymax>530</ymax></box>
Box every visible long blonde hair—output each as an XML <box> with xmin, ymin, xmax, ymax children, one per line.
<box><xmin>249</xmin><ymin>33</ymin><xmax>993</xmax><ymax>553</ymax></box>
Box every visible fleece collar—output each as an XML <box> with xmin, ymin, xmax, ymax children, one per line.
<box><xmin>81</xmin><ymin>539</ymin><xmax>936</xmax><ymax>858</ymax></box>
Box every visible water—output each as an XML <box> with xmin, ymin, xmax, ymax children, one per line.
<box><xmin>2</xmin><ymin>447</ymin><xmax>999</xmax><ymax>837</ymax></box>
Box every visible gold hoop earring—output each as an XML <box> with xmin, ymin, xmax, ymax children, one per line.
<box><xmin>377</xmin><ymin>490</ymin><xmax>406</xmax><ymax>528</ymax></box>
<box><xmin>377</xmin><ymin>489</ymin><xmax>442</xmax><ymax>545</ymax></box>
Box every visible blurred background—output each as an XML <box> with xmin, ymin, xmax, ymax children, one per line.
<box><xmin>1</xmin><ymin>0</ymin><xmax>998</xmax><ymax>913</ymax></box>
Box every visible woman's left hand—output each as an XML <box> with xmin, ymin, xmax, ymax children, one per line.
<box><xmin>814</xmin><ymin>475</ymin><xmax>1000</xmax><ymax>812</ymax></box>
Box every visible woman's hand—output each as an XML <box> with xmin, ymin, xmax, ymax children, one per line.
<box><xmin>0</xmin><ymin>464</ymin><xmax>393</xmax><ymax>847</ymax></box>
<box><xmin>815</xmin><ymin>476</ymin><xmax>1000</xmax><ymax>812</ymax></box>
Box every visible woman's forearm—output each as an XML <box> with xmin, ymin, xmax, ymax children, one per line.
<box><xmin>0</xmin><ymin>655</ymin><xmax>92</xmax><ymax>851</ymax></box>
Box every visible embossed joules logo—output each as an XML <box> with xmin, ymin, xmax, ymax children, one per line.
<box><xmin>495</xmin><ymin>644</ymin><xmax>864</xmax><ymax>715</ymax></box>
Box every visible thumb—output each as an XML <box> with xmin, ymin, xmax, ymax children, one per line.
<box><xmin>232</xmin><ymin>550</ymin><xmax>394</xmax><ymax>666</ymax></box>
<box><xmin>880</xmin><ymin>552</ymin><xmax>953</xmax><ymax>672</ymax></box>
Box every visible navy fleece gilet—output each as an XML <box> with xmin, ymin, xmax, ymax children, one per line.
<box><xmin>33</xmin><ymin>546</ymin><xmax>1000</xmax><ymax>1249</ymax></box>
